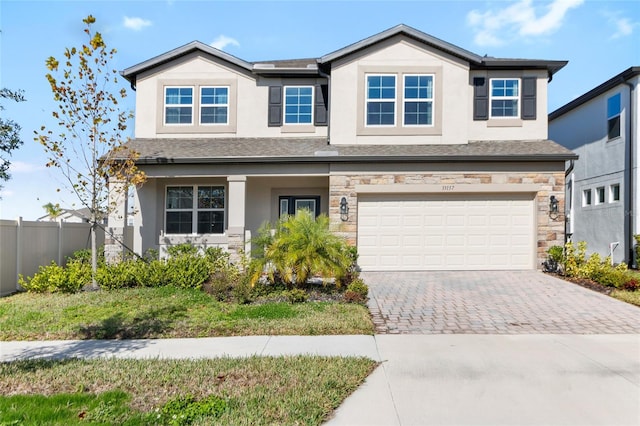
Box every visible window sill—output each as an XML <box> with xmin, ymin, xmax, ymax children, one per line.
<box><xmin>487</xmin><ymin>118</ymin><xmax>523</xmax><ymax>127</ymax></box>
<box><xmin>281</xmin><ymin>124</ymin><xmax>316</xmax><ymax>133</ymax></box>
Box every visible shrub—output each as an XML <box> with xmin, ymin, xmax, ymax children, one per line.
<box><xmin>166</xmin><ymin>243</ymin><xmax>199</xmax><ymax>257</ymax></box>
<box><xmin>165</xmin><ymin>254</ymin><xmax>211</xmax><ymax>289</ymax></box>
<box><xmin>232</xmin><ymin>274</ymin><xmax>254</xmax><ymax>304</ymax></box>
<box><xmin>250</xmin><ymin>211</ymin><xmax>352</xmax><ymax>288</ymax></box>
<box><xmin>543</xmin><ymin>245</ymin><xmax>564</xmax><ymax>273</ymax></box>
<box><xmin>19</xmin><ymin>260</ymin><xmax>90</xmax><ymax>294</ymax></box>
<box><xmin>344</xmin><ymin>278</ymin><xmax>369</xmax><ymax>304</ymax></box>
<box><xmin>283</xmin><ymin>288</ymin><xmax>308</xmax><ymax>303</ymax></box>
<box><xmin>96</xmin><ymin>260</ymin><xmax>140</xmax><ymax>290</ymax></box>
<box><xmin>204</xmin><ymin>270</ymin><xmax>233</xmax><ymax>301</ymax></box>
<box><xmin>564</xmin><ymin>241</ymin><xmax>587</xmax><ymax>277</ymax></box>
<box><xmin>623</xmin><ymin>278</ymin><xmax>640</xmax><ymax>291</ymax></box>
<box><xmin>157</xmin><ymin>394</ymin><xmax>227</xmax><ymax>426</ymax></box>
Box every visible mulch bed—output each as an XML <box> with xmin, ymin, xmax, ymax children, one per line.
<box><xmin>548</xmin><ymin>273</ymin><xmax>615</xmax><ymax>296</ymax></box>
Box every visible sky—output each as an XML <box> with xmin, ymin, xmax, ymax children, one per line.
<box><xmin>0</xmin><ymin>0</ymin><xmax>638</xmax><ymax>220</ymax></box>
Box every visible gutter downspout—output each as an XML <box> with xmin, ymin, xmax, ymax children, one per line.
<box><xmin>624</xmin><ymin>79</ymin><xmax>635</xmax><ymax>266</ymax></box>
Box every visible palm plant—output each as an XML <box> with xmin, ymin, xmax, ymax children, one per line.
<box><xmin>250</xmin><ymin>210</ymin><xmax>353</xmax><ymax>287</ymax></box>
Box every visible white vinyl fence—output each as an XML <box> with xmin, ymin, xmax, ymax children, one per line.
<box><xmin>0</xmin><ymin>218</ymin><xmax>131</xmax><ymax>296</ymax></box>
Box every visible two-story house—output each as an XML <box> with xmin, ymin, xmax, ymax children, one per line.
<box><xmin>107</xmin><ymin>24</ymin><xmax>575</xmax><ymax>271</ymax></box>
<box><xmin>549</xmin><ymin>67</ymin><xmax>640</xmax><ymax>265</ymax></box>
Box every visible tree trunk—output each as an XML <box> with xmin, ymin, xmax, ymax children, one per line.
<box><xmin>90</xmin><ymin>220</ymin><xmax>99</xmax><ymax>290</ymax></box>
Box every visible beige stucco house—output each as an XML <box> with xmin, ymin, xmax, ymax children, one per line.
<box><xmin>108</xmin><ymin>24</ymin><xmax>576</xmax><ymax>271</ymax></box>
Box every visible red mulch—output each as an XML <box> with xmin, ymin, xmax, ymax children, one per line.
<box><xmin>548</xmin><ymin>273</ymin><xmax>615</xmax><ymax>296</ymax></box>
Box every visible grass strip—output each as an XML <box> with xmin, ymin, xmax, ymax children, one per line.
<box><xmin>0</xmin><ymin>356</ymin><xmax>377</xmax><ymax>425</ymax></box>
<box><xmin>0</xmin><ymin>287</ymin><xmax>374</xmax><ymax>340</ymax></box>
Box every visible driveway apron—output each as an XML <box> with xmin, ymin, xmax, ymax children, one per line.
<box><xmin>364</xmin><ymin>270</ymin><xmax>640</xmax><ymax>334</ymax></box>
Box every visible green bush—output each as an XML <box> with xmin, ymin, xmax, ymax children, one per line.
<box><xmin>158</xmin><ymin>394</ymin><xmax>227</xmax><ymax>426</ymax></box>
<box><xmin>250</xmin><ymin>210</ymin><xmax>353</xmax><ymax>288</ymax></box>
<box><xmin>19</xmin><ymin>260</ymin><xmax>90</xmax><ymax>294</ymax></box>
<box><xmin>283</xmin><ymin>288</ymin><xmax>308</xmax><ymax>303</ymax></box>
<box><xmin>165</xmin><ymin>254</ymin><xmax>211</xmax><ymax>289</ymax></box>
<box><xmin>232</xmin><ymin>274</ymin><xmax>254</xmax><ymax>304</ymax></box>
<box><xmin>96</xmin><ymin>260</ymin><xmax>141</xmax><ymax>290</ymax></box>
<box><xmin>343</xmin><ymin>278</ymin><xmax>369</xmax><ymax>304</ymax></box>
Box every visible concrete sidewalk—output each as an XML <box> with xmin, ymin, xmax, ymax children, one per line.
<box><xmin>2</xmin><ymin>334</ymin><xmax>639</xmax><ymax>425</ymax></box>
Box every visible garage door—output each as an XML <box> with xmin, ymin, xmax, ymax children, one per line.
<box><xmin>357</xmin><ymin>193</ymin><xmax>535</xmax><ymax>271</ymax></box>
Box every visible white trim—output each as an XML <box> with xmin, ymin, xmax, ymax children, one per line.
<box><xmin>489</xmin><ymin>78</ymin><xmax>520</xmax><ymax>119</ymax></box>
<box><xmin>582</xmin><ymin>188</ymin><xmax>592</xmax><ymax>207</ymax></box>
<box><xmin>365</xmin><ymin>74</ymin><xmax>397</xmax><ymax>127</ymax></box>
<box><xmin>283</xmin><ymin>86</ymin><xmax>314</xmax><ymax>125</ymax></box>
<box><xmin>164</xmin><ymin>184</ymin><xmax>226</xmax><ymax>235</ymax></box>
<box><xmin>402</xmin><ymin>74</ymin><xmax>434</xmax><ymax>127</ymax></box>
<box><xmin>595</xmin><ymin>186</ymin><xmax>605</xmax><ymax>205</ymax></box>
<box><xmin>199</xmin><ymin>86</ymin><xmax>229</xmax><ymax>126</ymax></box>
<box><xmin>164</xmin><ymin>86</ymin><xmax>194</xmax><ymax>125</ymax></box>
<box><xmin>609</xmin><ymin>183</ymin><xmax>621</xmax><ymax>203</ymax></box>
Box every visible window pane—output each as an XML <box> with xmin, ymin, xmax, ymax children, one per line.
<box><xmin>404</xmin><ymin>101</ymin><xmax>432</xmax><ymax>125</ymax></box>
<box><xmin>491</xmin><ymin>79</ymin><xmax>518</xmax><ymax>97</ymax></box>
<box><xmin>608</xmin><ymin>116</ymin><xmax>620</xmax><ymax>139</ymax></box>
<box><xmin>166</xmin><ymin>187</ymin><xmax>193</xmax><ymax>209</ymax></box>
<box><xmin>166</xmin><ymin>87</ymin><xmax>192</xmax><ymax>105</ymax></box>
<box><xmin>597</xmin><ymin>187</ymin><xmax>605</xmax><ymax>203</ymax></box>
<box><xmin>491</xmin><ymin>100</ymin><xmax>518</xmax><ymax>117</ymax></box>
<box><xmin>201</xmin><ymin>107</ymin><xmax>228</xmax><ymax>124</ymax></box>
<box><xmin>197</xmin><ymin>211</ymin><xmax>224</xmax><ymax>234</ymax></box>
<box><xmin>611</xmin><ymin>184</ymin><xmax>620</xmax><ymax>201</ymax></box>
<box><xmin>294</xmin><ymin>199</ymin><xmax>316</xmax><ymax>215</ymax></box>
<box><xmin>367</xmin><ymin>75</ymin><xmax>395</xmax><ymax>99</ymax></box>
<box><xmin>607</xmin><ymin>94</ymin><xmax>621</xmax><ymax>119</ymax></box>
<box><xmin>166</xmin><ymin>107</ymin><xmax>192</xmax><ymax>124</ymax></box>
<box><xmin>166</xmin><ymin>211</ymin><xmax>192</xmax><ymax>234</ymax></box>
<box><xmin>280</xmin><ymin>199</ymin><xmax>289</xmax><ymax>216</ymax></box>
<box><xmin>404</xmin><ymin>75</ymin><xmax>433</xmax><ymax>99</ymax></box>
<box><xmin>367</xmin><ymin>102</ymin><xmax>395</xmax><ymax>125</ymax></box>
<box><xmin>198</xmin><ymin>186</ymin><xmax>224</xmax><ymax>209</ymax></box>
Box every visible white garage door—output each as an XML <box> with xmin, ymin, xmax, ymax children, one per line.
<box><xmin>357</xmin><ymin>193</ymin><xmax>535</xmax><ymax>271</ymax></box>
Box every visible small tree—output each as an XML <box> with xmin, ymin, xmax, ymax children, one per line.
<box><xmin>0</xmin><ymin>88</ymin><xmax>26</xmax><ymax>193</ymax></box>
<box><xmin>42</xmin><ymin>202</ymin><xmax>63</xmax><ymax>220</ymax></box>
<box><xmin>35</xmin><ymin>15</ymin><xmax>146</xmax><ymax>289</ymax></box>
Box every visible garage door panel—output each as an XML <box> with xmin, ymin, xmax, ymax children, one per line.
<box><xmin>358</xmin><ymin>193</ymin><xmax>535</xmax><ymax>271</ymax></box>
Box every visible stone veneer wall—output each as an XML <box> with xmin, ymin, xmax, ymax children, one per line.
<box><xmin>329</xmin><ymin>172</ymin><xmax>565</xmax><ymax>269</ymax></box>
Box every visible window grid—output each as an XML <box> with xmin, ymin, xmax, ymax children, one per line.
<box><xmin>284</xmin><ymin>86</ymin><xmax>313</xmax><ymax>124</ymax></box>
<box><xmin>490</xmin><ymin>78</ymin><xmax>519</xmax><ymax>118</ymax></box>
<box><xmin>165</xmin><ymin>185</ymin><xmax>225</xmax><ymax>234</ymax></box>
<box><xmin>610</xmin><ymin>184</ymin><xmax>620</xmax><ymax>202</ymax></box>
<box><xmin>165</xmin><ymin>87</ymin><xmax>194</xmax><ymax>124</ymax></box>
<box><xmin>403</xmin><ymin>75</ymin><xmax>433</xmax><ymax>126</ymax></box>
<box><xmin>200</xmin><ymin>87</ymin><xmax>229</xmax><ymax>125</ymax></box>
<box><xmin>366</xmin><ymin>75</ymin><xmax>396</xmax><ymax>126</ymax></box>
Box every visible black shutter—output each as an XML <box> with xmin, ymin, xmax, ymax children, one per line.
<box><xmin>268</xmin><ymin>86</ymin><xmax>282</xmax><ymax>127</ymax></box>
<box><xmin>473</xmin><ymin>77</ymin><xmax>488</xmax><ymax>120</ymax></box>
<box><xmin>521</xmin><ymin>76</ymin><xmax>536</xmax><ymax>120</ymax></box>
<box><xmin>314</xmin><ymin>84</ymin><xmax>328</xmax><ymax>126</ymax></box>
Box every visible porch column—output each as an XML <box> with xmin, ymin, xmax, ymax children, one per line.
<box><xmin>227</xmin><ymin>176</ymin><xmax>246</xmax><ymax>263</ymax></box>
<box><xmin>105</xmin><ymin>178</ymin><xmax>128</xmax><ymax>264</ymax></box>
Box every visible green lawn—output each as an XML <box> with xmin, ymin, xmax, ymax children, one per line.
<box><xmin>0</xmin><ymin>356</ymin><xmax>378</xmax><ymax>425</ymax></box>
<box><xmin>0</xmin><ymin>286</ymin><xmax>374</xmax><ymax>340</ymax></box>
<box><xmin>612</xmin><ymin>289</ymin><xmax>640</xmax><ymax>307</ymax></box>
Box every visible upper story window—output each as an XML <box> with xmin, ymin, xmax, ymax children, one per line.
<box><xmin>366</xmin><ymin>75</ymin><xmax>396</xmax><ymax>126</ymax></box>
<box><xmin>165</xmin><ymin>185</ymin><xmax>225</xmax><ymax>234</ymax></box>
<box><xmin>284</xmin><ymin>86</ymin><xmax>313</xmax><ymax>124</ymax></box>
<box><xmin>607</xmin><ymin>93</ymin><xmax>621</xmax><ymax>140</ymax></box>
<box><xmin>596</xmin><ymin>186</ymin><xmax>605</xmax><ymax>205</ymax></box>
<box><xmin>165</xmin><ymin>87</ymin><xmax>193</xmax><ymax>124</ymax></box>
<box><xmin>403</xmin><ymin>75</ymin><xmax>433</xmax><ymax>126</ymax></box>
<box><xmin>200</xmin><ymin>87</ymin><xmax>229</xmax><ymax>125</ymax></box>
<box><xmin>490</xmin><ymin>78</ymin><xmax>519</xmax><ymax>118</ymax></box>
<box><xmin>582</xmin><ymin>189</ymin><xmax>592</xmax><ymax>207</ymax></box>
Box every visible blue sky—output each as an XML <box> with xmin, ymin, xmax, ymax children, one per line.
<box><xmin>1</xmin><ymin>0</ymin><xmax>638</xmax><ymax>220</ymax></box>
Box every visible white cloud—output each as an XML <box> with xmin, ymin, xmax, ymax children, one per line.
<box><xmin>123</xmin><ymin>16</ymin><xmax>152</xmax><ymax>31</ymax></box>
<box><xmin>210</xmin><ymin>35</ymin><xmax>240</xmax><ymax>50</ymax></box>
<box><xmin>9</xmin><ymin>161</ymin><xmax>44</xmax><ymax>174</ymax></box>
<box><xmin>467</xmin><ymin>0</ymin><xmax>584</xmax><ymax>47</ymax></box>
<box><xmin>0</xmin><ymin>189</ymin><xmax>14</xmax><ymax>198</ymax></box>
<box><xmin>602</xmin><ymin>11</ymin><xmax>637</xmax><ymax>39</ymax></box>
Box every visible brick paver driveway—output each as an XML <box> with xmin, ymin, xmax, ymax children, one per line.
<box><xmin>364</xmin><ymin>270</ymin><xmax>640</xmax><ymax>334</ymax></box>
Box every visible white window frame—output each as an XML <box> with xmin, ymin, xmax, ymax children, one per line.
<box><xmin>609</xmin><ymin>183</ymin><xmax>620</xmax><ymax>203</ymax></box>
<box><xmin>200</xmin><ymin>86</ymin><xmax>229</xmax><ymax>126</ymax></box>
<box><xmin>595</xmin><ymin>186</ymin><xmax>605</xmax><ymax>205</ymax></box>
<box><xmin>365</xmin><ymin>74</ymin><xmax>397</xmax><ymax>127</ymax></box>
<box><xmin>165</xmin><ymin>185</ymin><xmax>225</xmax><ymax>235</ymax></box>
<box><xmin>582</xmin><ymin>189</ymin><xmax>592</xmax><ymax>207</ymax></box>
<box><xmin>284</xmin><ymin>86</ymin><xmax>314</xmax><ymax>125</ymax></box>
<box><xmin>164</xmin><ymin>86</ymin><xmax>194</xmax><ymax>125</ymax></box>
<box><xmin>489</xmin><ymin>78</ymin><xmax>520</xmax><ymax>119</ymax></box>
<box><xmin>402</xmin><ymin>74</ymin><xmax>434</xmax><ymax>127</ymax></box>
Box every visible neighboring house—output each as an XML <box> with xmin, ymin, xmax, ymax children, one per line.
<box><xmin>549</xmin><ymin>67</ymin><xmax>640</xmax><ymax>265</ymax></box>
<box><xmin>108</xmin><ymin>24</ymin><xmax>575</xmax><ymax>271</ymax></box>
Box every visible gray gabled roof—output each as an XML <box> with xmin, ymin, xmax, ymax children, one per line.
<box><xmin>123</xmin><ymin>138</ymin><xmax>577</xmax><ymax>164</ymax></box>
<box><xmin>121</xmin><ymin>41</ymin><xmax>254</xmax><ymax>85</ymax></box>
<box><xmin>549</xmin><ymin>66</ymin><xmax>640</xmax><ymax>121</ymax></box>
<box><xmin>319</xmin><ymin>24</ymin><xmax>483</xmax><ymax>64</ymax></box>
